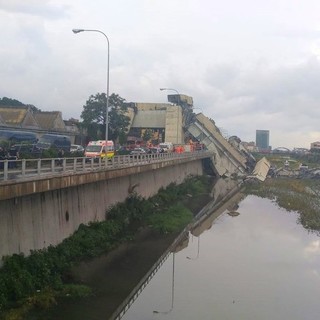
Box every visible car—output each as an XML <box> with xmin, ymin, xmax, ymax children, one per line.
<box><xmin>70</xmin><ymin>144</ymin><xmax>85</xmax><ymax>153</ymax></box>
<box><xmin>115</xmin><ymin>146</ymin><xmax>131</xmax><ymax>155</ymax></box>
<box><xmin>9</xmin><ymin>143</ymin><xmax>38</xmax><ymax>157</ymax></box>
<box><xmin>149</xmin><ymin>147</ymin><xmax>163</xmax><ymax>154</ymax></box>
<box><xmin>130</xmin><ymin>147</ymin><xmax>147</xmax><ymax>157</ymax></box>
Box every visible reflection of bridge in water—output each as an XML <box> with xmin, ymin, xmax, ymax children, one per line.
<box><xmin>110</xmin><ymin>179</ymin><xmax>244</xmax><ymax>320</ymax></box>
<box><xmin>110</xmin><ymin>229</ymin><xmax>189</xmax><ymax>320</ymax></box>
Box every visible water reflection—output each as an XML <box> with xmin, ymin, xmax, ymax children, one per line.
<box><xmin>121</xmin><ymin>195</ymin><xmax>320</xmax><ymax>320</ymax></box>
<box><xmin>112</xmin><ymin>179</ymin><xmax>244</xmax><ymax>319</ymax></box>
<box><xmin>191</xmin><ymin>190</ymin><xmax>245</xmax><ymax>237</ymax></box>
<box><xmin>44</xmin><ymin>178</ymin><xmax>320</xmax><ymax>320</ymax></box>
<box><xmin>153</xmin><ymin>253</ymin><xmax>175</xmax><ymax>315</ymax></box>
<box><xmin>186</xmin><ymin>234</ymin><xmax>200</xmax><ymax>260</ymax></box>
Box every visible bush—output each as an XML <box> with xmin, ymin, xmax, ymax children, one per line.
<box><xmin>146</xmin><ymin>204</ymin><xmax>193</xmax><ymax>233</ymax></box>
<box><xmin>0</xmin><ymin>175</ymin><xmax>211</xmax><ymax>315</ymax></box>
<box><xmin>244</xmin><ymin>178</ymin><xmax>320</xmax><ymax>232</ymax></box>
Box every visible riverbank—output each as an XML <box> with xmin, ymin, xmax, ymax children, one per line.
<box><xmin>244</xmin><ymin>177</ymin><xmax>320</xmax><ymax>233</ymax></box>
<box><xmin>0</xmin><ymin>175</ymin><xmax>214</xmax><ymax>320</ymax></box>
<box><xmin>48</xmin><ymin>228</ymin><xmax>179</xmax><ymax>319</ymax></box>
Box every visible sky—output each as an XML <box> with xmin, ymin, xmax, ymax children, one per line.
<box><xmin>1</xmin><ymin>0</ymin><xmax>320</xmax><ymax>149</ymax></box>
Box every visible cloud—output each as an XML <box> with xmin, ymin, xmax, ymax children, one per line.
<box><xmin>305</xmin><ymin>240</ymin><xmax>320</xmax><ymax>255</ymax></box>
<box><xmin>191</xmin><ymin>56</ymin><xmax>320</xmax><ymax>147</ymax></box>
<box><xmin>0</xmin><ymin>0</ymin><xmax>69</xmax><ymax>19</ymax></box>
<box><xmin>1</xmin><ymin>0</ymin><xmax>320</xmax><ymax>148</ymax></box>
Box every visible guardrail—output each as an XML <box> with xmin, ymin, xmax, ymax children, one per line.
<box><xmin>0</xmin><ymin>151</ymin><xmax>212</xmax><ymax>183</ymax></box>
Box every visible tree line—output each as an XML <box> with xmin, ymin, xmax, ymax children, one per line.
<box><xmin>0</xmin><ymin>93</ymin><xmax>131</xmax><ymax>144</ymax></box>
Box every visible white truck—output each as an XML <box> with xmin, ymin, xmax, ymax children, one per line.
<box><xmin>159</xmin><ymin>142</ymin><xmax>173</xmax><ymax>152</ymax></box>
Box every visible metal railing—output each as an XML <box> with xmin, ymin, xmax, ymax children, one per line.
<box><xmin>0</xmin><ymin>151</ymin><xmax>212</xmax><ymax>183</ymax></box>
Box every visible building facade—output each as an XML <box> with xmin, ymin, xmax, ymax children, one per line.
<box><xmin>256</xmin><ymin>130</ymin><xmax>270</xmax><ymax>152</ymax></box>
<box><xmin>310</xmin><ymin>141</ymin><xmax>320</xmax><ymax>151</ymax></box>
<box><xmin>0</xmin><ymin>106</ymin><xmax>79</xmax><ymax>144</ymax></box>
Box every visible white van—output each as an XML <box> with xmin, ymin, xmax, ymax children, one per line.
<box><xmin>159</xmin><ymin>142</ymin><xmax>173</xmax><ymax>152</ymax></box>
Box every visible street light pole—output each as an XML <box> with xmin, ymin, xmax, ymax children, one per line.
<box><xmin>160</xmin><ymin>87</ymin><xmax>179</xmax><ymax>96</ymax></box>
<box><xmin>72</xmin><ymin>28</ymin><xmax>110</xmax><ymax>142</ymax></box>
<box><xmin>160</xmin><ymin>87</ymin><xmax>181</xmax><ymax>105</ymax></box>
<box><xmin>187</xmin><ymin>235</ymin><xmax>200</xmax><ymax>260</ymax></box>
<box><xmin>153</xmin><ymin>252</ymin><xmax>175</xmax><ymax>314</ymax></box>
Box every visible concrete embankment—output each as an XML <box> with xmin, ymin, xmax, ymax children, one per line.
<box><xmin>0</xmin><ymin>157</ymin><xmax>205</xmax><ymax>260</ymax></box>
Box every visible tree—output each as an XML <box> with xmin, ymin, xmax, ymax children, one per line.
<box><xmin>142</xmin><ymin>129</ymin><xmax>153</xmax><ymax>143</ymax></box>
<box><xmin>81</xmin><ymin>93</ymin><xmax>130</xmax><ymax>142</ymax></box>
<box><xmin>26</xmin><ymin>104</ymin><xmax>42</xmax><ymax>113</ymax></box>
<box><xmin>0</xmin><ymin>97</ymin><xmax>24</xmax><ymax>106</ymax></box>
<box><xmin>0</xmin><ymin>97</ymin><xmax>41</xmax><ymax>113</ymax></box>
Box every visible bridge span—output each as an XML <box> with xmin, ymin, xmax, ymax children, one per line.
<box><xmin>0</xmin><ymin>151</ymin><xmax>213</xmax><ymax>259</ymax></box>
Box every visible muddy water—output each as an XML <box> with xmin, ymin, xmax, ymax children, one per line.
<box><xmin>44</xmin><ymin>191</ymin><xmax>320</xmax><ymax>320</ymax></box>
<box><xmin>45</xmin><ymin>231</ymin><xmax>178</xmax><ymax>320</ymax></box>
<box><xmin>120</xmin><ymin>195</ymin><xmax>320</xmax><ymax>320</ymax></box>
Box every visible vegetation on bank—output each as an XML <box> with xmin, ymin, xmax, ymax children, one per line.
<box><xmin>252</xmin><ymin>152</ymin><xmax>320</xmax><ymax>170</ymax></box>
<box><xmin>245</xmin><ymin>153</ymin><xmax>320</xmax><ymax>233</ymax></box>
<box><xmin>244</xmin><ymin>178</ymin><xmax>320</xmax><ymax>233</ymax></box>
<box><xmin>0</xmin><ymin>175</ymin><xmax>211</xmax><ymax>319</ymax></box>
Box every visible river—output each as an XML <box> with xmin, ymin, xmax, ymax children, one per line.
<box><xmin>45</xmin><ymin>190</ymin><xmax>320</xmax><ymax>320</ymax></box>
<box><xmin>119</xmin><ymin>195</ymin><xmax>320</xmax><ymax>320</ymax></box>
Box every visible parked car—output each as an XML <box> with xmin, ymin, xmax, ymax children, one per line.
<box><xmin>9</xmin><ymin>143</ymin><xmax>38</xmax><ymax>157</ymax></box>
<box><xmin>70</xmin><ymin>144</ymin><xmax>85</xmax><ymax>154</ymax></box>
<box><xmin>115</xmin><ymin>146</ymin><xmax>131</xmax><ymax>155</ymax></box>
<box><xmin>159</xmin><ymin>142</ymin><xmax>173</xmax><ymax>152</ymax></box>
<box><xmin>130</xmin><ymin>147</ymin><xmax>148</xmax><ymax>158</ymax></box>
<box><xmin>149</xmin><ymin>147</ymin><xmax>163</xmax><ymax>154</ymax></box>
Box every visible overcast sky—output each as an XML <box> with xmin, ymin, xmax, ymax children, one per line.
<box><xmin>1</xmin><ymin>0</ymin><xmax>320</xmax><ymax>149</ymax></box>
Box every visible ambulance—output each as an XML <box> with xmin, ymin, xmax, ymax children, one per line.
<box><xmin>85</xmin><ymin>140</ymin><xmax>114</xmax><ymax>159</ymax></box>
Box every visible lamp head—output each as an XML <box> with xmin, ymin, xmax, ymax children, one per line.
<box><xmin>72</xmin><ymin>29</ymin><xmax>84</xmax><ymax>34</ymax></box>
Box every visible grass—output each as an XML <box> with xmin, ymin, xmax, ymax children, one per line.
<box><xmin>146</xmin><ymin>203</ymin><xmax>193</xmax><ymax>233</ymax></box>
<box><xmin>244</xmin><ymin>178</ymin><xmax>320</xmax><ymax>232</ymax></box>
<box><xmin>0</xmin><ymin>175</ymin><xmax>211</xmax><ymax>319</ymax></box>
<box><xmin>254</xmin><ymin>152</ymin><xmax>320</xmax><ymax>170</ymax></box>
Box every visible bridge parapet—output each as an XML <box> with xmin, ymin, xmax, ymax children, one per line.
<box><xmin>0</xmin><ymin>151</ymin><xmax>213</xmax><ymax>259</ymax></box>
<box><xmin>0</xmin><ymin>151</ymin><xmax>213</xmax><ymax>201</ymax></box>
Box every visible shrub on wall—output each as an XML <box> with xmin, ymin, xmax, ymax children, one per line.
<box><xmin>0</xmin><ymin>175</ymin><xmax>211</xmax><ymax>317</ymax></box>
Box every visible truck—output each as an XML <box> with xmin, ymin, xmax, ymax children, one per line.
<box><xmin>36</xmin><ymin>134</ymin><xmax>71</xmax><ymax>152</ymax></box>
<box><xmin>85</xmin><ymin>140</ymin><xmax>114</xmax><ymax>160</ymax></box>
<box><xmin>0</xmin><ymin>129</ymin><xmax>37</xmax><ymax>145</ymax></box>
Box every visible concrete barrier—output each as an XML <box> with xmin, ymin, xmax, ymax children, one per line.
<box><xmin>0</xmin><ymin>156</ymin><xmax>207</xmax><ymax>259</ymax></box>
